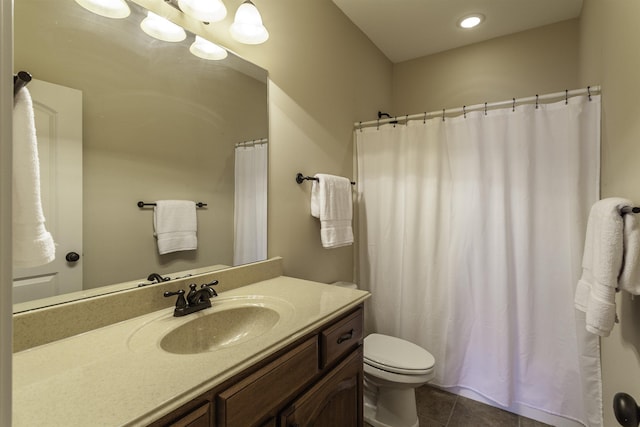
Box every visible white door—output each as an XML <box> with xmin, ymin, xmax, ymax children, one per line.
<box><xmin>13</xmin><ymin>79</ymin><xmax>83</xmax><ymax>304</ymax></box>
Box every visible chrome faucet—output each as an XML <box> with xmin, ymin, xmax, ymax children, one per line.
<box><xmin>164</xmin><ymin>280</ymin><xmax>218</xmax><ymax>317</ymax></box>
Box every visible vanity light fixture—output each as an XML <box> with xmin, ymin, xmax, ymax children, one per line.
<box><xmin>458</xmin><ymin>14</ymin><xmax>484</xmax><ymax>29</ymax></box>
<box><xmin>74</xmin><ymin>0</ymin><xmax>130</xmax><ymax>19</ymax></box>
<box><xmin>140</xmin><ymin>11</ymin><xmax>187</xmax><ymax>42</ymax></box>
<box><xmin>230</xmin><ymin>0</ymin><xmax>269</xmax><ymax>45</ymax></box>
<box><xmin>178</xmin><ymin>0</ymin><xmax>227</xmax><ymax>23</ymax></box>
<box><xmin>190</xmin><ymin>36</ymin><xmax>228</xmax><ymax>60</ymax></box>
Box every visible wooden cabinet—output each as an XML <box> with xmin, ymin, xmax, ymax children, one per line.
<box><xmin>148</xmin><ymin>396</ymin><xmax>214</xmax><ymax>427</ymax></box>
<box><xmin>217</xmin><ymin>337</ymin><xmax>320</xmax><ymax>427</ymax></box>
<box><xmin>279</xmin><ymin>347</ymin><xmax>363</xmax><ymax>427</ymax></box>
<box><xmin>167</xmin><ymin>402</ymin><xmax>211</xmax><ymax>427</ymax></box>
<box><xmin>149</xmin><ymin>306</ymin><xmax>364</xmax><ymax>427</ymax></box>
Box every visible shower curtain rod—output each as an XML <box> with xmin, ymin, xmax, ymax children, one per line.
<box><xmin>354</xmin><ymin>86</ymin><xmax>601</xmax><ymax>129</ymax></box>
<box><xmin>235</xmin><ymin>138</ymin><xmax>268</xmax><ymax>148</ymax></box>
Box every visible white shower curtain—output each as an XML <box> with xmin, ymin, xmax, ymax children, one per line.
<box><xmin>356</xmin><ymin>95</ymin><xmax>601</xmax><ymax>426</ymax></box>
<box><xmin>233</xmin><ymin>141</ymin><xmax>267</xmax><ymax>265</ymax></box>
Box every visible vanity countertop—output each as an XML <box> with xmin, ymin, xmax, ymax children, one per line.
<box><xmin>12</xmin><ymin>276</ymin><xmax>370</xmax><ymax>426</ymax></box>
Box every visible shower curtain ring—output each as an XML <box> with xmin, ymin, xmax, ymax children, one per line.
<box><xmin>423</xmin><ymin>112</ymin><xmax>427</xmax><ymax>123</ymax></box>
<box><xmin>565</xmin><ymin>89</ymin><xmax>569</xmax><ymax>104</ymax></box>
<box><xmin>442</xmin><ymin>109</ymin><xmax>445</xmax><ymax>122</ymax></box>
<box><xmin>588</xmin><ymin>86</ymin><xmax>592</xmax><ymax>101</ymax></box>
<box><xmin>463</xmin><ymin>106</ymin><xmax>466</xmax><ymax>118</ymax></box>
<box><xmin>536</xmin><ymin>95</ymin><xmax>539</xmax><ymax>109</ymax></box>
<box><xmin>512</xmin><ymin>98</ymin><xmax>516</xmax><ymax>112</ymax></box>
<box><xmin>484</xmin><ymin>102</ymin><xmax>487</xmax><ymax>116</ymax></box>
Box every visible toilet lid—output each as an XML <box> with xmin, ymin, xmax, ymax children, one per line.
<box><xmin>364</xmin><ymin>333</ymin><xmax>435</xmax><ymax>375</ymax></box>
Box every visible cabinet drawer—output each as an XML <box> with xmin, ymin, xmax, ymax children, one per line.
<box><xmin>217</xmin><ymin>337</ymin><xmax>319</xmax><ymax>427</ymax></box>
<box><xmin>320</xmin><ymin>308</ymin><xmax>363</xmax><ymax>369</ymax></box>
<box><xmin>166</xmin><ymin>402</ymin><xmax>210</xmax><ymax>427</ymax></box>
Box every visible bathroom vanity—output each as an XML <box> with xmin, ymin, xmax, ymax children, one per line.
<box><xmin>12</xmin><ymin>259</ymin><xmax>369</xmax><ymax>426</ymax></box>
<box><xmin>150</xmin><ymin>306</ymin><xmax>364</xmax><ymax>427</ymax></box>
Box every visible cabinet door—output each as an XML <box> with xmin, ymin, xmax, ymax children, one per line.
<box><xmin>280</xmin><ymin>346</ymin><xmax>363</xmax><ymax>427</ymax></box>
<box><xmin>217</xmin><ymin>337</ymin><xmax>319</xmax><ymax>427</ymax></box>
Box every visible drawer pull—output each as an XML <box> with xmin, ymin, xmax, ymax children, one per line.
<box><xmin>337</xmin><ymin>329</ymin><xmax>354</xmax><ymax>344</ymax></box>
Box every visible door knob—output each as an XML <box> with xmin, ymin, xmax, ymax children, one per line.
<box><xmin>65</xmin><ymin>251</ymin><xmax>80</xmax><ymax>263</ymax></box>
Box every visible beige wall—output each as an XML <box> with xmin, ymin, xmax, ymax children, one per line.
<box><xmin>579</xmin><ymin>1</ymin><xmax>640</xmax><ymax>426</ymax></box>
<box><xmin>391</xmin><ymin>19</ymin><xmax>580</xmax><ymax>114</ymax></box>
<box><xmin>188</xmin><ymin>0</ymin><xmax>393</xmax><ymax>283</ymax></box>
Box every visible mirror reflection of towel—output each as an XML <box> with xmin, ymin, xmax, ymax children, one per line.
<box><xmin>311</xmin><ymin>174</ymin><xmax>353</xmax><ymax>249</ymax></box>
<box><xmin>13</xmin><ymin>88</ymin><xmax>55</xmax><ymax>267</ymax></box>
<box><xmin>153</xmin><ymin>200</ymin><xmax>197</xmax><ymax>255</ymax></box>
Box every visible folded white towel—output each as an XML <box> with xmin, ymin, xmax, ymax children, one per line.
<box><xmin>12</xmin><ymin>87</ymin><xmax>55</xmax><ymax>268</ymax></box>
<box><xmin>153</xmin><ymin>200</ymin><xmax>197</xmax><ymax>255</ymax></box>
<box><xmin>619</xmin><ymin>211</ymin><xmax>640</xmax><ymax>294</ymax></box>
<box><xmin>311</xmin><ymin>174</ymin><xmax>353</xmax><ymax>249</ymax></box>
<box><xmin>574</xmin><ymin>197</ymin><xmax>630</xmax><ymax>336</ymax></box>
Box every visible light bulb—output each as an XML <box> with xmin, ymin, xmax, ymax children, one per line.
<box><xmin>140</xmin><ymin>11</ymin><xmax>187</xmax><ymax>42</ymax></box>
<box><xmin>178</xmin><ymin>0</ymin><xmax>227</xmax><ymax>23</ymax></box>
<box><xmin>230</xmin><ymin>0</ymin><xmax>269</xmax><ymax>45</ymax></box>
<box><xmin>458</xmin><ymin>14</ymin><xmax>484</xmax><ymax>29</ymax></box>
<box><xmin>74</xmin><ymin>0</ymin><xmax>130</xmax><ymax>19</ymax></box>
<box><xmin>190</xmin><ymin>36</ymin><xmax>228</xmax><ymax>60</ymax></box>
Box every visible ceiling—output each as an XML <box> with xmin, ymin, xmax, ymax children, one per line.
<box><xmin>332</xmin><ymin>0</ymin><xmax>584</xmax><ymax>63</ymax></box>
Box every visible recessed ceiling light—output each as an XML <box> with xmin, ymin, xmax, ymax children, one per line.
<box><xmin>458</xmin><ymin>14</ymin><xmax>484</xmax><ymax>29</ymax></box>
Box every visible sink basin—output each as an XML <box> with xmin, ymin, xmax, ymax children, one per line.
<box><xmin>126</xmin><ymin>295</ymin><xmax>295</xmax><ymax>354</ymax></box>
<box><xmin>160</xmin><ymin>305</ymin><xmax>280</xmax><ymax>354</ymax></box>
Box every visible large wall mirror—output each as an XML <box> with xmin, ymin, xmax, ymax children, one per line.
<box><xmin>13</xmin><ymin>0</ymin><xmax>268</xmax><ymax>312</ymax></box>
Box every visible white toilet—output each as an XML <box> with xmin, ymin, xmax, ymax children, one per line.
<box><xmin>332</xmin><ymin>282</ymin><xmax>436</xmax><ymax>427</ymax></box>
<box><xmin>363</xmin><ymin>333</ymin><xmax>435</xmax><ymax>427</ymax></box>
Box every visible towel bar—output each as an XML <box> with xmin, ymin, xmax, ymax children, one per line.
<box><xmin>137</xmin><ymin>201</ymin><xmax>207</xmax><ymax>208</ymax></box>
<box><xmin>621</xmin><ymin>206</ymin><xmax>640</xmax><ymax>215</ymax></box>
<box><xmin>14</xmin><ymin>71</ymin><xmax>32</xmax><ymax>97</ymax></box>
<box><xmin>296</xmin><ymin>173</ymin><xmax>356</xmax><ymax>185</ymax></box>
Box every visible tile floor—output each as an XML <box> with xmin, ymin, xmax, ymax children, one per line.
<box><xmin>366</xmin><ymin>385</ymin><xmax>554</xmax><ymax>427</ymax></box>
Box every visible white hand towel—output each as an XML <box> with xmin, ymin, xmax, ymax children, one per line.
<box><xmin>153</xmin><ymin>200</ymin><xmax>197</xmax><ymax>255</ymax></box>
<box><xmin>619</xmin><ymin>211</ymin><xmax>640</xmax><ymax>294</ymax></box>
<box><xmin>310</xmin><ymin>174</ymin><xmax>353</xmax><ymax>249</ymax></box>
<box><xmin>12</xmin><ymin>87</ymin><xmax>55</xmax><ymax>268</ymax></box>
<box><xmin>574</xmin><ymin>197</ymin><xmax>630</xmax><ymax>336</ymax></box>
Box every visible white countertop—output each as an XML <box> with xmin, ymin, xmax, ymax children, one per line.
<box><xmin>13</xmin><ymin>277</ymin><xmax>369</xmax><ymax>426</ymax></box>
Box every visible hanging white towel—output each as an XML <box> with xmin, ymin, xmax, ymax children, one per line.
<box><xmin>310</xmin><ymin>174</ymin><xmax>353</xmax><ymax>249</ymax></box>
<box><xmin>619</xmin><ymin>209</ymin><xmax>640</xmax><ymax>294</ymax></box>
<box><xmin>12</xmin><ymin>87</ymin><xmax>55</xmax><ymax>268</ymax></box>
<box><xmin>153</xmin><ymin>200</ymin><xmax>197</xmax><ymax>255</ymax></box>
<box><xmin>574</xmin><ymin>197</ymin><xmax>631</xmax><ymax>336</ymax></box>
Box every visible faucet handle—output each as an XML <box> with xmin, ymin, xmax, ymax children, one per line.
<box><xmin>201</xmin><ymin>280</ymin><xmax>218</xmax><ymax>297</ymax></box>
<box><xmin>164</xmin><ymin>289</ymin><xmax>187</xmax><ymax>309</ymax></box>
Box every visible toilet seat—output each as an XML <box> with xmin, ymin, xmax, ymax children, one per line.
<box><xmin>364</xmin><ymin>333</ymin><xmax>435</xmax><ymax>375</ymax></box>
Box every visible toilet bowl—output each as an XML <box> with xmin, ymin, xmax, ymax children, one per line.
<box><xmin>363</xmin><ymin>333</ymin><xmax>435</xmax><ymax>427</ymax></box>
<box><xmin>330</xmin><ymin>282</ymin><xmax>436</xmax><ymax>427</ymax></box>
